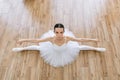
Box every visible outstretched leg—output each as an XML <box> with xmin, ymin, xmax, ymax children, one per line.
<box><xmin>12</xmin><ymin>45</ymin><xmax>40</xmax><ymax>52</ymax></box>
<box><xmin>78</xmin><ymin>45</ymin><xmax>106</xmax><ymax>52</ymax></box>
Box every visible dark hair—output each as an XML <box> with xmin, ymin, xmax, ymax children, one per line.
<box><xmin>54</xmin><ymin>23</ymin><xmax>64</xmax><ymax>32</ymax></box>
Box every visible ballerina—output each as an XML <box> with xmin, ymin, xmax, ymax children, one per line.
<box><xmin>12</xmin><ymin>23</ymin><xmax>106</xmax><ymax>67</ymax></box>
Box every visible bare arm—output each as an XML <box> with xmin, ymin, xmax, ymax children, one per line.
<box><xmin>67</xmin><ymin>36</ymin><xmax>99</xmax><ymax>42</ymax></box>
<box><xmin>17</xmin><ymin>37</ymin><xmax>52</xmax><ymax>44</ymax></box>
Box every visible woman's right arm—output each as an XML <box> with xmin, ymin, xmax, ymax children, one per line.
<box><xmin>17</xmin><ymin>37</ymin><xmax>52</xmax><ymax>44</ymax></box>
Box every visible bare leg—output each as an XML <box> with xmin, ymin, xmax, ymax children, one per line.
<box><xmin>78</xmin><ymin>45</ymin><xmax>106</xmax><ymax>52</ymax></box>
<box><xmin>12</xmin><ymin>45</ymin><xmax>40</xmax><ymax>52</ymax></box>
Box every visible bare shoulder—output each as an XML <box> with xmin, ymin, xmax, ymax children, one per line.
<box><xmin>47</xmin><ymin>37</ymin><xmax>54</xmax><ymax>39</ymax></box>
<box><xmin>45</xmin><ymin>37</ymin><xmax>54</xmax><ymax>40</ymax></box>
<box><xmin>39</xmin><ymin>37</ymin><xmax>54</xmax><ymax>42</ymax></box>
<box><xmin>65</xmin><ymin>36</ymin><xmax>74</xmax><ymax>40</ymax></box>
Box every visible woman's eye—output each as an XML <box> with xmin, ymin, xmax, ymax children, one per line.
<box><xmin>60</xmin><ymin>32</ymin><xmax>63</xmax><ymax>34</ymax></box>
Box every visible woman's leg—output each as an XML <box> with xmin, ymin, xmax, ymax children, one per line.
<box><xmin>12</xmin><ymin>45</ymin><xmax>40</xmax><ymax>52</ymax></box>
<box><xmin>78</xmin><ymin>45</ymin><xmax>106</xmax><ymax>52</ymax></box>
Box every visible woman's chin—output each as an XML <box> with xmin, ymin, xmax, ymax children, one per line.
<box><xmin>56</xmin><ymin>37</ymin><xmax>63</xmax><ymax>40</ymax></box>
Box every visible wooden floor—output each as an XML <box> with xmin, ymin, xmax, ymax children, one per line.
<box><xmin>0</xmin><ymin>0</ymin><xmax>120</xmax><ymax>80</ymax></box>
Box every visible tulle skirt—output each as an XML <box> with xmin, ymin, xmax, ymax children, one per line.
<box><xmin>39</xmin><ymin>29</ymin><xmax>80</xmax><ymax>67</ymax></box>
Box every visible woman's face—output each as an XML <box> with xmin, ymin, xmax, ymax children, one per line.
<box><xmin>54</xmin><ymin>28</ymin><xmax>64</xmax><ymax>39</ymax></box>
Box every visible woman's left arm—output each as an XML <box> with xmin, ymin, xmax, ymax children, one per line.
<box><xmin>67</xmin><ymin>37</ymin><xmax>99</xmax><ymax>42</ymax></box>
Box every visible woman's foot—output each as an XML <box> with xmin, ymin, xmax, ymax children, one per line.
<box><xmin>96</xmin><ymin>48</ymin><xmax>106</xmax><ymax>52</ymax></box>
<box><xmin>12</xmin><ymin>48</ymin><xmax>23</xmax><ymax>52</ymax></box>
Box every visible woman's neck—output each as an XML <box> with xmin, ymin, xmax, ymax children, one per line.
<box><xmin>55</xmin><ymin>36</ymin><xmax>64</xmax><ymax>41</ymax></box>
<box><xmin>53</xmin><ymin>36</ymin><xmax>66</xmax><ymax>46</ymax></box>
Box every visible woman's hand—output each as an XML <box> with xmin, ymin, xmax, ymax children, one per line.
<box><xmin>91</xmin><ymin>39</ymin><xmax>99</xmax><ymax>42</ymax></box>
<box><xmin>17</xmin><ymin>39</ymin><xmax>26</xmax><ymax>44</ymax></box>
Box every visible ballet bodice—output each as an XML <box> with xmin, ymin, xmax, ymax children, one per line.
<box><xmin>52</xmin><ymin>43</ymin><xmax>68</xmax><ymax>53</ymax></box>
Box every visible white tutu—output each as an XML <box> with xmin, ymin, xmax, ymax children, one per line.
<box><xmin>39</xmin><ymin>29</ymin><xmax>80</xmax><ymax>67</ymax></box>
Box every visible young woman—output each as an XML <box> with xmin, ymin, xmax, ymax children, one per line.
<box><xmin>12</xmin><ymin>23</ymin><xmax>106</xmax><ymax>67</ymax></box>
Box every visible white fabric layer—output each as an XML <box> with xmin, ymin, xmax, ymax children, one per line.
<box><xmin>39</xmin><ymin>29</ymin><xmax>80</xmax><ymax>67</ymax></box>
